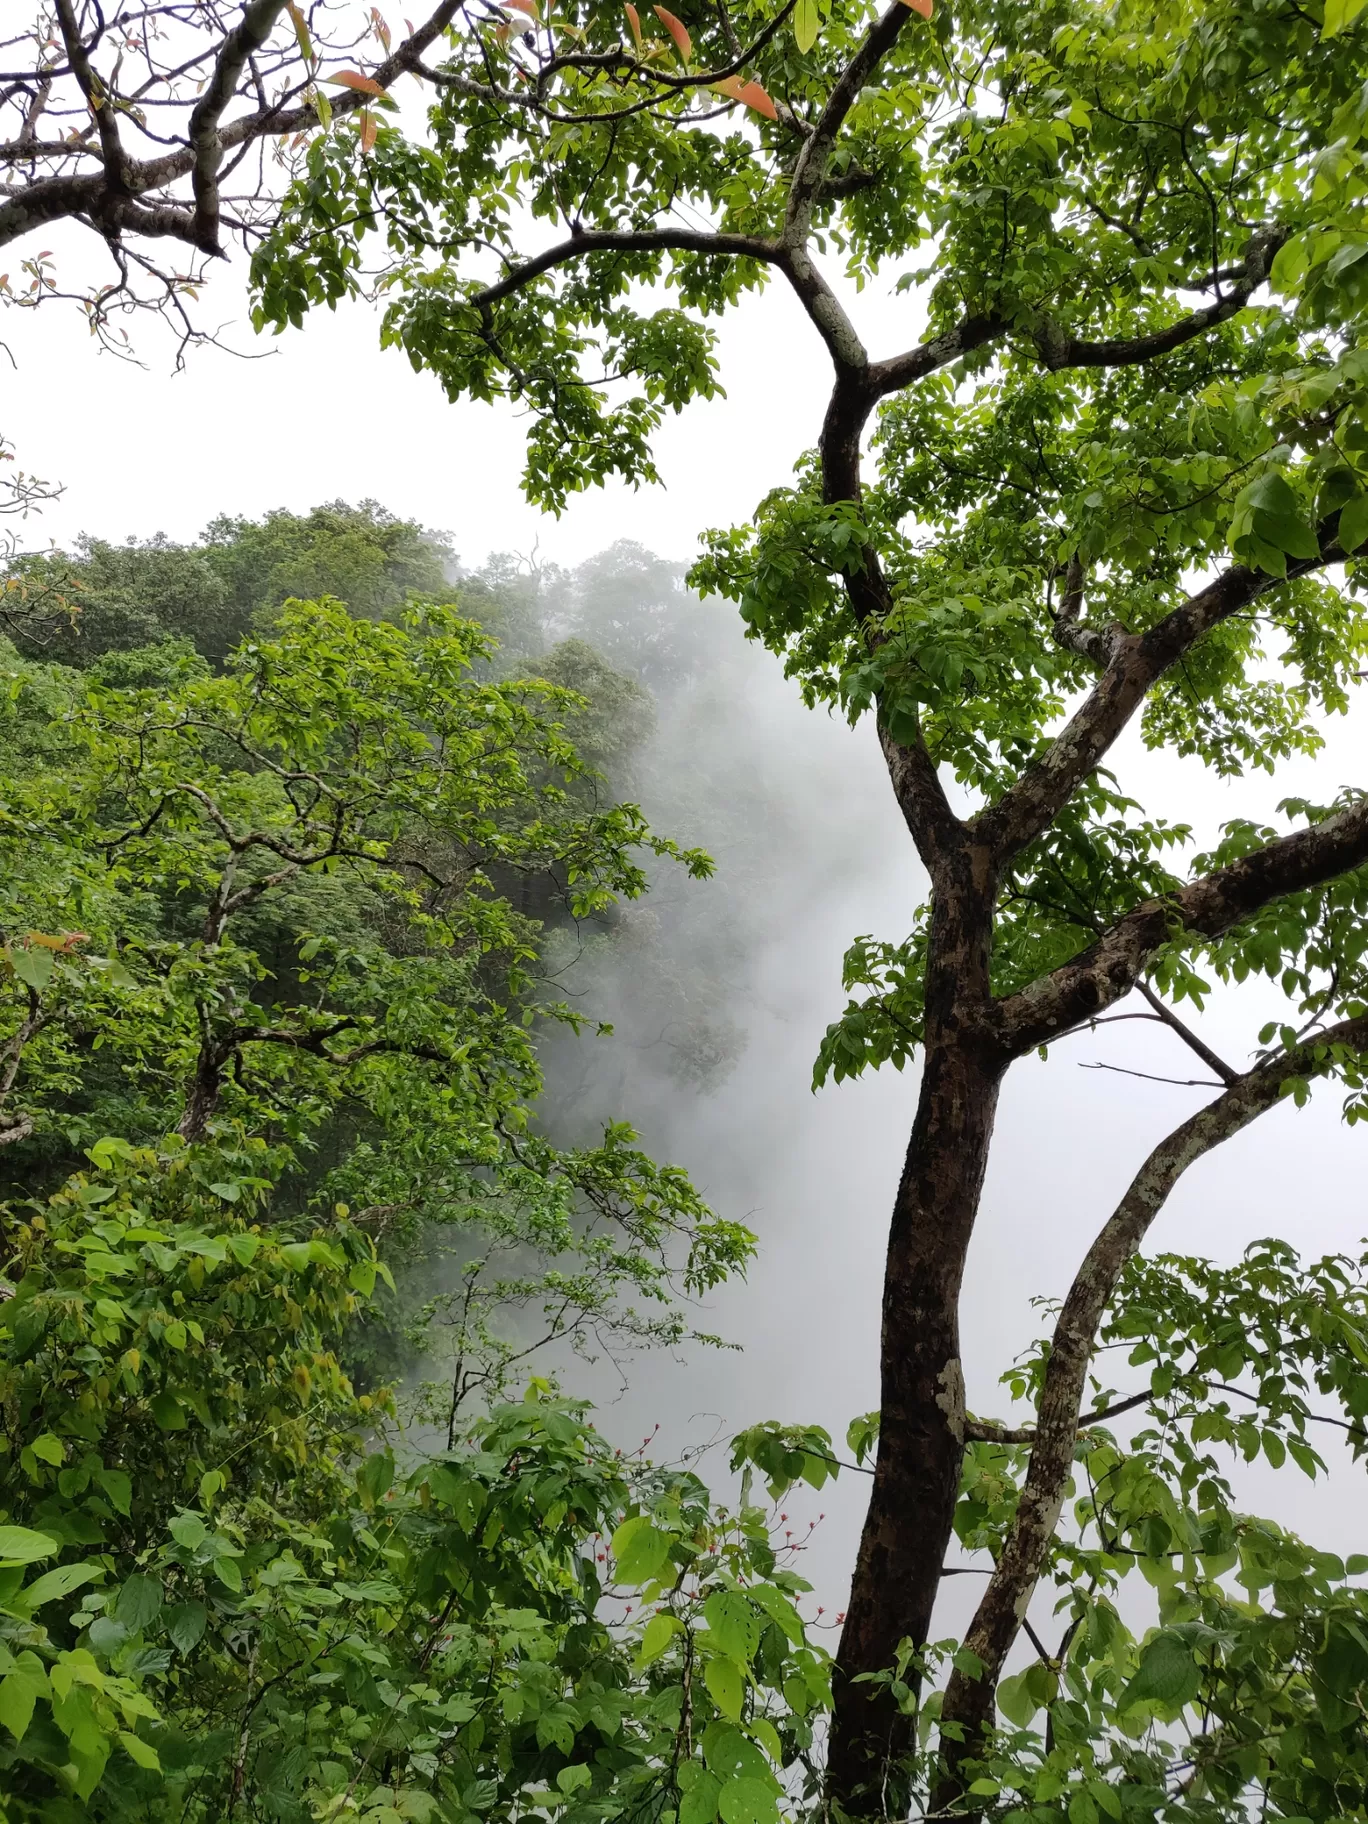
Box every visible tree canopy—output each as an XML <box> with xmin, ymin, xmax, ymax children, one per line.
<box><xmin>244</xmin><ymin>0</ymin><xmax>1368</xmax><ymax>1815</ymax></box>
<box><xmin>10</xmin><ymin>0</ymin><xmax>1368</xmax><ymax>1820</ymax></box>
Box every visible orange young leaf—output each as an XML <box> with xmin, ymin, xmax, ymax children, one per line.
<box><xmin>900</xmin><ymin>0</ymin><xmax>932</xmax><ymax>15</ymax></box>
<box><xmin>494</xmin><ymin>19</ymin><xmax>512</xmax><ymax>41</ymax></box>
<box><xmin>625</xmin><ymin>2</ymin><xmax>644</xmax><ymax>51</ymax></box>
<box><xmin>653</xmin><ymin>5</ymin><xmax>691</xmax><ymax>60</ymax></box>
<box><xmin>327</xmin><ymin>69</ymin><xmax>387</xmax><ymax>94</ymax></box>
<box><xmin>359</xmin><ymin>108</ymin><xmax>378</xmax><ymax>152</ymax></box>
<box><xmin>736</xmin><ymin>79</ymin><xmax>777</xmax><ymax>119</ymax></box>
<box><xmin>26</xmin><ymin>931</ymin><xmax>89</xmax><ymax>953</ymax></box>
<box><xmin>708</xmin><ymin>74</ymin><xmax>745</xmax><ymax>101</ymax></box>
<box><xmin>505</xmin><ymin>0</ymin><xmax>540</xmax><ymax>17</ymax></box>
<box><xmin>370</xmin><ymin>6</ymin><xmax>392</xmax><ymax>51</ymax></box>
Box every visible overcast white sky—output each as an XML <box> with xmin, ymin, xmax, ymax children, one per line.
<box><xmin>8</xmin><ymin>233</ymin><xmax>1368</xmax><ymax>1620</ymax></box>
<box><xmin>5</xmin><ymin>229</ymin><xmax>920</xmax><ymax>568</ymax></box>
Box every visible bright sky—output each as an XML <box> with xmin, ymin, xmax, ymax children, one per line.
<box><xmin>5</xmin><ymin>227</ymin><xmax>917</xmax><ymax>571</ymax></box>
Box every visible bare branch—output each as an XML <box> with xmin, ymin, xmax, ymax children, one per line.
<box><xmin>1134</xmin><ymin>979</ymin><xmax>1238</xmax><ymax>1085</ymax></box>
<box><xmin>187</xmin><ymin>0</ymin><xmax>289</xmax><ymax>255</ymax></box>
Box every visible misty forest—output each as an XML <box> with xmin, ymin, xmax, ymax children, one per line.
<box><xmin>7</xmin><ymin>0</ymin><xmax>1368</xmax><ymax>1820</ymax></box>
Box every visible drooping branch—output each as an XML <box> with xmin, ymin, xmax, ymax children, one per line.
<box><xmin>999</xmin><ymin>787</ymin><xmax>1368</xmax><ymax>1055</ymax></box>
<box><xmin>934</xmin><ymin>1009</ymin><xmax>1368</xmax><ymax>1793</ymax></box>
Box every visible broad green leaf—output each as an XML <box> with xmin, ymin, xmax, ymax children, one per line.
<box><xmin>94</xmin><ymin>1467</ymin><xmax>132</xmax><ymax>1515</ymax></box>
<box><xmin>1341</xmin><ymin>493</ymin><xmax>1368</xmax><ymax>553</ymax></box>
<box><xmin>610</xmin><ymin>1515</ymin><xmax>671</xmax><ymax>1585</ymax></box>
<box><xmin>0</xmin><ymin>1670</ymin><xmax>40</xmax><ymax>1741</ymax></box>
<box><xmin>680</xmin><ymin>1771</ymin><xmax>722</xmax><ymax>1824</ymax></box>
<box><xmin>702</xmin><ymin>1591</ymin><xmax>761</xmax><ymax>1663</ymax></box>
<box><xmin>718</xmin><ymin>1777</ymin><xmax>777</xmax><ymax>1824</ymax></box>
<box><xmin>114</xmin><ymin>1574</ymin><xmax>163</xmax><ymax>1632</ymax></box>
<box><xmin>636</xmin><ymin>1610</ymin><xmax>680</xmax><ymax>1665</ymax></box>
<box><xmin>169</xmin><ymin>1511</ymin><xmax>209</xmax><ymax>1551</ymax></box>
<box><xmin>0</xmin><ymin>1526</ymin><xmax>60</xmax><ymax>1564</ymax></box>
<box><xmin>1324</xmin><ymin>0</ymin><xmax>1368</xmax><ymax>34</ymax></box>
<box><xmin>703</xmin><ymin>1656</ymin><xmax>744</xmax><ymax>1720</ymax></box>
<box><xmin>150</xmin><ymin>1392</ymin><xmax>187</xmax><ymax>1431</ymax></box>
<box><xmin>119</xmin><ymin>1729</ymin><xmax>161</xmax><ymax>1770</ymax></box>
<box><xmin>1118</xmin><ymin>1633</ymin><xmax>1201</xmax><ymax>1711</ymax></box>
<box><xmin>793</xmin><ymin>0</ymin><xmax>820</xmax><ymax>52</ymax></box>
<box><xmin>165</xmin><ymin>1601</ymin><xmax>208</xmax><ymax>1656</ymax></box>
<box><xmin>8</xmin><ymin>944</ymin><xmax>54</xmax><ymax>992</ymax></box>
<box><xmin>13</xmin><ymin>1562</ymin><xmax>102</xmax><ymax>1611</ymax></box>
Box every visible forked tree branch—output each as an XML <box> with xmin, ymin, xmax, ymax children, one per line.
<box><xmin>187</xmin><ymin>0</ymin><xmax>290</xmax><ymax>254</ymax></box>
<box><xmin>999</xmin><ymin>787</ymin><xmax>1368</xmax><ymax>1055</ymax></box>
<box><xmin>0</xmin><ymin>0</ymin><xmax>464</xmax><ymax>254</ymax></box>
<box><xmin>977</xmin><ymin>514</ymin><xmax>1344</xmax><ymax>868</ymax></box>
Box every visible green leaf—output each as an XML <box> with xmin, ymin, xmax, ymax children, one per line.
<box><xmin>150</xmin><ymin>1392</ymin><xmax>187</xmax><ymax>1431</ymax></box>
<box><xmin>30</xmin><ymin>1432</ymin><xmax>65</xmax><ymax>1465</ymax></box>
<box><xmin>1270</xmin><ymin>236</ymin><xmax>1310</xmax><ymax>293</ymax></box>
<box><xmin>680</xmin><ymin>1771</ymin><xmax>722</xmax><ymax>1824</ymax></box>
<box><xmin>1340</xmin><ymin>493</ymin><xmax>1368</xmax><ymax>553</ymax></box>
<box><xmin>0</xmin><ymin>1526</ymin><xmax>60</xmax><ymax>1565</ymax></box>
<box><xmin>8</xmin><ymin>944</ymin><xmax>54</xmax><ymax>992</ymax></box>
<box><xmin>169</xmin><ymin>1511</ymin><xmax>209</xmax><ymax>1551</ymax></box>
<box><xmin>718</xmin><ymin>1777</ymin><xmax>777</xmax><ymax>1824</ymax></box>
<box><xmin>119</xmin><ymin>1729</ymin><xmax>161</xmax><ymax>1770</ymax></box>
<box><xmin>996</xmin><ymin>1667</ymin><xmax>1039</xmax><ymax>1725</ymax></box>
<box><xmin>14</xmin><ymin>1562</ymin><xmax>102</xmax><ymax>1611</ymax></box>
<box><xmin>1324</xmin><ymin>0</ymin><xmax>1368</xmax><ymax>35</ymax></box>
<box><xmin>95</xmin><ymin>1467</ymin><xmax>132</xmax><ymax>1516</ymax></box>
<box><xmin>165</xmin><ymin>1601</ymin><xmax>208</xmax><ymax>1656</ymax></box>
<box><xmin>703</xmin><ymin>1656</ymin><xmax>744</xmax><ymax>1720</ymax></box>
<box><xmin>1068</xmin><ymin>1791</ymin><xmax>1098</xmax><ymax>1824</ymax></box>
<box><xmin>702</xmin><ymin>1591</ymin><xmax>761</xmax><ymax>1663</ymax></box>
<box><xmin>610</xmin><ymin>1516</ymin><xmax>671</xmax><ymax>1585</ymax></box>
<box><xmin>636</xmin><ymin>1611</ymin><xmax>681</xmax><ymax>1665</ymax></box>
<box><xmin>793</xmin><ymin>0</ymin><xmax>820</xmax><ymax>53</ymax></box>
<box><xmin>114</xmin><ymin>1574</ymin><xmax>163</xmax><ymax>1632</ymax></box>
<box><xmin>1118</xmin><ymin>1633</ymin><xmax>1201</xmax><ymax>1712</ymax></box>
<box><xmin>0</xmin><ymin>1670</ymin><xmax>40</xmax><ymax>1741</ymax></box>
<box><xmin>214</xmin><ymin>1555</ymin><xmax>244</xmax><ymax>1593</ymax></box>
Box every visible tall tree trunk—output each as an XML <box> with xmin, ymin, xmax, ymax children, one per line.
<box><xmin>826</xmin><ymin>843</ymin><xmax>1004</xmax><ymax>1814</ymax></box>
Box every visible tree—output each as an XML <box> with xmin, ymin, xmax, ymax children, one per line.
<box><xmin>0</xmin><ymin>2</ymin><xmax>467</xmax><ymax>333</ymax></box>
<box><xmin>4</xmin><ymin>500</ymin><xmax>452</xmax><ymax>667</ymax></box>
<box><xmin>0</xmin><ymin>590</ymin><xmax>749</xmax><ymax>1407</ymax></box>
<box><xmin>249</xmin><ymin>0</ymin><xmax>1368</xmax><ymax>1811</ymax></box>
<box><xmin>0</xmin><ymin>1141</ymin><xmax>827</xmax><ymax>1821</ymax></box>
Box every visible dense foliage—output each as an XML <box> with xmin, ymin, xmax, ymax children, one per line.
<box><xmin>239</xmin><ymin>0</ymin><xmax>1368</xmax><ymax>1816</ymax></box>
<box><xmin>0</xmin><ymin>1143</ymin><xmax>828</xmax><ymax>1822</ymax></box>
